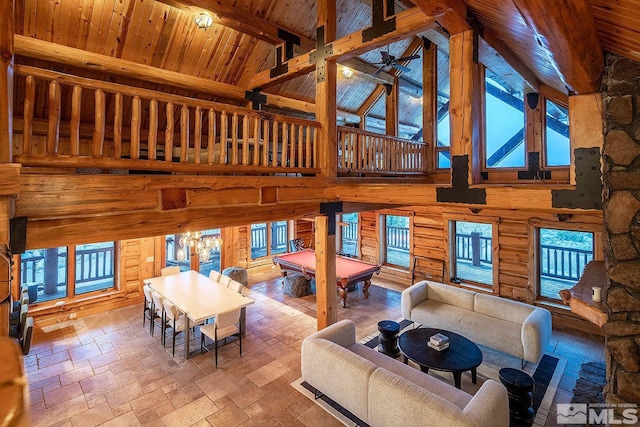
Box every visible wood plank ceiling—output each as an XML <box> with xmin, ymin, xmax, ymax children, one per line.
<box><xmin>12</xmin><ymin>0</ymin><xmax>640</xmax><ymax>132</ymax></box>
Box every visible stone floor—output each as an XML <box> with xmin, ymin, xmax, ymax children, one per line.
<box><xmin>25</xmin><ymin>266</ymin><xmax>605</xmax><ymax>427</ymax></box>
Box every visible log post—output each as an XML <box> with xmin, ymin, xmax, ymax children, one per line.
<box><xmin>385</xmin><ymin>76</ymin><xmax>399</xmax><ymax>137</ymax></box>
<box><xmin>315</xmin><ymin>214</ymin><xmax>337</xmax><ymax>330</ymax></box>
<box><xmin>422</xmin><ymin>38</ymin><xmax>437</xmax><ymax>172</ymax></box>
<box><xmin>316</xmin><ymin>0</ymin><xmax>337</xmax><ymax>179</ymax></box>
<box><xmin>0</xmin><ymin>0</ymin><xmax>13</xmax><ymax>163</ymax></box>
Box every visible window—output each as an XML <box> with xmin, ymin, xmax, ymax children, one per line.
<box><xmin>339</xmin><ymin>213</ymin><xmax>359</xmax><ymax>257</ymax></box>
<box><xmin>382</xmin><ymin>215</ymin><xmax>410</xmax><ymax>268</ymax></box>
<box><xmin>538</xmin><ymin>228</ymin><xmax>594</xmax><ymax>300</ymax></box>
<box><xmin>75</xmin><ymin>242</ymin><xmax>115</xmax><ymax>295</ymax></box>
<box><xmin>198</xmin><ymin>229</ymin><xmax>222</xmax><ymax>277</ymax></box>
<box><xmin>445</xmin><ymin>216</ymin><xmax>499</xmax><ymax>288</ymax></box>
<box><xmin>166</xmin><ymin>233</ymin><xmax>191</xmax><ymax>272</ymax></box>
<box><xmin>250</xmin><ymin>221</ymin><xmax>288</xmax><ymax>260</ymax></box>
<box><xmin>484</xmin><ymin>68</ymin><xmax>525</xmax><ymax>168</ymax></box>
<box><xmin>545</xmin><ymin>99</ymin><xmax>570</xmax><ymax>167</ymax></box>
<box><xmin>19</xmin><ymin>242</ymin><xmax>116</xmax><ymax>304</ymax></box>
<box><xmin>436</xmin><ymin>48</ymin><xmax>450</xmax><ymax>169</ymax></box>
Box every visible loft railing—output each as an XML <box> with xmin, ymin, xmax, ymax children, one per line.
<box><xmin>338</xmin><ymin>126</ymin><xmax>428</xmax><ymax>176</ymax></box>
<box><xmin>13</xmin><ymin>66</ymin><xmax>320</xmax><ymax>175</ymax></box>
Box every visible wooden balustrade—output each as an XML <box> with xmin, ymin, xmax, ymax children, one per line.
<box><xmin>13</xmin><ymin>66</ymin><xmax>320</xmax><ymax>175</ymax></box>
<box><xmin>337</xmin><ymin>126</ymin><xmax>428</xmax><ymax>176</ymax></box>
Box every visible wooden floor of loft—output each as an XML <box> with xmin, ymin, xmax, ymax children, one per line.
<box><xmin>25</xmin><ymin>265</ymin><xmax>604</xmax><ymax>427</ymax></box>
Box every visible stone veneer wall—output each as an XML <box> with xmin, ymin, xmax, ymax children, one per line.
<box><xmin>602</xmin><ymin>53</ymin><xmax>640</xmax><ymax>405</ymax></box>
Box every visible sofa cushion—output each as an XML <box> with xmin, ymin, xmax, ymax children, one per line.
<box><xmin>302</xmin><ymin>339</ymin><xmax>375</xmax><ymax>422</ymax></box>
<box><xmin>368</xmin><ymin>368</ymin><xmax>473</xmax><ymax>427</ymax></box>
<box><xmin>458</xmin><ymin>312</ymin><xmax>524</xmax><ymax>359</ymax></box>
<box><xmin>474</xmin><ymin>293</ymin><xmax>534</xmax><ymax>324</ymax></box>
<box><xmin>427</xmin><ymin>281</ymin><xmax>476</xmax><ymax>311</ymax></box>
<box><xmin>410</xmin><ymin>300</ymin><xmax>470</xmax><ymax>331</ymax></box>
<box><xmin>348</xmin><ymin>343</ymin><xmax>472</xmax><ymax>409</ymax></box>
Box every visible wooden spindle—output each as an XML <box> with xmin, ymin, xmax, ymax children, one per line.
<box><xmin>165</xmin><ymin>102</ymin><xmax>174</xmax><ymax>162</ymax></box>
<box><xmin>113</xmin><ymin>92</ymin><xmax>123</xmax><ymax>159</ymax></box>
<box><xmin>262</xmin><ymin>119</ymin><xmax>269</xmax><ymax>166</ymax></box>
<box><xmin>297</xmin><ymin>124</ymin><xmax>304</xmax><ymax>168</ymax></box>
<box><xmin>253</xmin><ymin>116</ymin><xmax>259</xmax><ymax>166</ymax></box>
<box><xmin>231</xmin><ymin>113</ymin><xmax>238</xmax><ymax>165</ymax></box>
<box><xmin>130</xmin><ymin>95</ymin><xmax>141</xmax><ymax>160</ymax></box>
<box><xmin>272</xmin><ymin>121</ymin><xmax>279</xmax><ymax>166</ymax></box>
<box><xmin>305</xmin><ymin>126</ymin><xmax>311</xmax><ymax>168</ymax></box>
<box><xmin>220</xmin><ymin>111</ymin><xmax>228</xmax><ymax>164</ymax></box>
<box><xmin>22</xmin><ymin>75</ymin><xmax>35</xmax><ymax>155</ymax></box>
<box><xmin>47</xmin><ymin>80</ymin><xmax>61</xmax><ymax>155</ymax></box>
<box><xmin>207</xmin><ymin>109</ymin><xmax>215</xmax><ymax>164</ymax></box>
<box><xmin>148</xmin><ymin>99</ymin><xmax>158</xmax><ymax>160</ymax></box>
<box><xmin>281</xmin><ymin>122</ymin><xmax>288</xmax><ymax>167</ymax></box>
<box><xmin>289</xmin><ymin>124</ymin><xmax>296</xmax><ymax>167</ymax></box>
<box><xmin>93</xmin><ymin>89</ymin><xmax>105</xmax><ymax>158</ymax></box>
<box><xmin>70</xmin><ymin>85</ymin><xmax>82</xmax><ymax>156</ymax></box>
<box><xmin>180</xmin><ymin>104</ymin><xmax>189</xmax><ymax>163</ymax></box>
<box><xmin>194</xmin><ymin>106</ymin><xmax>202</xmax><ymax>165</ymax></box>
<box><xmin>242</xmin><ymin>115</ymin><xmax>249</xmax><ymax>166</ymax></box>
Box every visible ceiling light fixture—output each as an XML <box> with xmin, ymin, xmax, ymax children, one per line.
<box><xmin>194</xmin><ymin>13</ymin><xmax>214</xmax><ymax>30</ymax></box>
<box><xmin>342</xmin><ymin>67</ymin><xmax>354</xmax><ymax>79</ymax></box>
<box><xmin>177</xmin><ymin>231</ymin><xmax>222</xmax><ymax>262</ymax></box>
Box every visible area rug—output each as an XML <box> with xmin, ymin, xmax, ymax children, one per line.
<box><xmin>292</xmin><ymin>320</ymin><xmax>565</xmax><ymax>427</ymax></box>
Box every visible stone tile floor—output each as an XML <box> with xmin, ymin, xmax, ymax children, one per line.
<box><xmin>26</xmin><ymin>266</ymin><xmax>605</xmax><ymax>426</ymax></box>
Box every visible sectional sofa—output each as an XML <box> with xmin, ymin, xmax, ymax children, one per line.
<box><xmin>301</xmin><ymin>319</ymin><xmax>509</xmax><ymax>427</ymax></box>
<box><xmin>402</xmin><ymin>280</ymin><xmax>552</xmax><ymax>366</ymax></box>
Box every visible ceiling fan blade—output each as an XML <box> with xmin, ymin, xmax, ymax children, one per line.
<box><xmin>374</xmin><ymin>64</ymin><xmax>386</xmax><ymax>76</ymax></box>
<box><xmin>396</xmin><ymin>54</ymin><xmax>421</xmax><ymax>62</ymax></box>
<box><xmin>393</xmin><ymin>64</ymin><xmax>412</xmax><ymax>73</ymax></box>
<box><xmin>380</xmin><ymin>51</ymin><xmax>392</xmax><ymax>62</ymax></box>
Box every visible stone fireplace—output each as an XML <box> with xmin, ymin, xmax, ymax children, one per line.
<box><xmin>602</xmin><ymin>53</ymin><xmax>640</xmax><ymax>405</ymax></box>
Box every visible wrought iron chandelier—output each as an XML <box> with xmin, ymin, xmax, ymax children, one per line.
<box><xmin>176</xmin><ymin>231</ymin><xmax>222</xmax><ymax>262</ymax></box>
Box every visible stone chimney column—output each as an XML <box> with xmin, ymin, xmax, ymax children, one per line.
<box><xmin>602</xmin><ymin>54</ymin><xmax>640</xmax><ymax>405</ymax></box>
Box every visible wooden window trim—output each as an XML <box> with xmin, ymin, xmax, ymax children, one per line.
<box><xmin>443</xmin><ymin>213</ymin><xmax>500</xmax><ymax>294</ymax></box>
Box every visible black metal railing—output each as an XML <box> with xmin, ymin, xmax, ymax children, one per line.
<box><xmin>540</xmin><ymin>244</ymin><xmax>593</xmax><ymax>281</ymax></box>
<box><xmin>456</xmin><ymin>233</ymin><xmax>492</xmax><ymax>266</ymax></box>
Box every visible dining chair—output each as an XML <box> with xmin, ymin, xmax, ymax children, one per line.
<box><xmin>20</xmin><ymin>317</ymin><xmax>34</xmax><ymax>355</ymax></box>
<box><xmin>151</xmin><ymin>290</ymin><xmax>166</xmax><ymax>341</ymax></box>
<box><xmin>219</xmin><ymin>275</ymin><xmax>232</xmax><ymax>287</ymax></box>
<box><xmin>161</xmin><ymin>266</ymin><xmax>181</xmax><ymax>276</ymax></box>
<box><xmin>162</xmin><ymin>299</ymin><xmax>186</xmax><ymax>357</ymax></box>
<box><xmin>200</xmin><ymin>307</ymin><xmax>242</xmax><ymax>367</ymax></box>
<box><xmin>142</xmin><ymin>284</ymin><xmax>153</xmax><ymax>331</ymax></box>
<box><xmin>209</xmin><ymin>270</ymin><xmax>222</xmax><ymax>283</ymax></box>
<box><xmin>228</xmin><ymin>280</ymin><xmax>244</xmax><ymax>294</ymax></box>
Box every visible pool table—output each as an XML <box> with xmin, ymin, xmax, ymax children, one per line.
<box><xmin>273</xmin><ymin>249</ymin><xmax>381</xmax><ymax>307</ymax></box>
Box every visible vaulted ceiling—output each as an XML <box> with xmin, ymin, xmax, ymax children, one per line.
<box><xmin>13</xmin><ymin>0</ymin><xmax>640</xmax><ymax>132</ymax></box>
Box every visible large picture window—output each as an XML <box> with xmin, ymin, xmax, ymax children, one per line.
<box><xmin>484</xmin><ymin>68</ymin><xmax>525</xmax><ymax>169</ymax></box>
<box><xmin>544</xmin><ymin>99</ymin><xmax>570</xmax><ymax>167</ymax></box>
<box><xmin>251</xmin><ymin>221</ymin><xmax>288</xmax><ymax>260</ymax></box>
<box><xmin>436</xmin><ymin>48</ymin><xmax>451</xmax><ymax>169</ymax></box>
<box><xmin>382</xmin><ymin>215</ymin><xmax>410</xmax><ymax>268</ymax></box>
<box><xmin>339</xmin><ymin>213</ymin><xmax>359</xmax><ymax>257</ymax></box>
<box><xmin>20</xmin><ymin>242</ymin><xmax>116</xmax><ymax>304</ymax></box>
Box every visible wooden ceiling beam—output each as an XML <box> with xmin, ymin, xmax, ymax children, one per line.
<box><xmin>157</xmin><ymin>0</ymin><xmax>396</xmax><ymax>87</ymax></box>
<box><xmin>13</xmin><ymin>36</ymin><xmax>360</xmax><ymax>124</ymax></box>
<box><xmin>250</xmin><ymin>8</ymin><xmax>438</xmax><ymax>90</ymax></box>
<box><xmin>511</xmin><ymin>0</ymin><xmax>604</xmax><ymax>94</ymax></box>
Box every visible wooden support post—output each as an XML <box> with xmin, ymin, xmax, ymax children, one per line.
<box><xmin>0</xmin><ymin>199</ymin><xmax>10</xmax><ymax>337</ymax></box>
<box><xmin>568</xmin><ymin>94</ymin><xmax>604</xmax><ymax>185</ymax></box>
<box><xmin>422</xmin><ymin>38</ymin><xmax>437</xmax><ymax>172</ymax></box>
<box><xmin>385</xmin><ymin>77</ymin><xmax>399</xmax><ymax>137</ymax></box>
<box><xmin>449</xmin><ymin>30</ymin><xmax>482</xmax><ymax>185</ymax></box>
<box><xmin>316</xmin><ymin>0</ymin><xmax>337</xmax><ymax>180</ymax></box>
<box><xmin>315</xmin><ymin>215</ymin><xmax>337</xmax><ymax>330</ymax></box>
<box><xmin>0</xmin><ymin>0</ymin><xmax>13</xmax><ymax>163</ymax></box>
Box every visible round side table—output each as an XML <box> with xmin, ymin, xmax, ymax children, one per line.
<box><xmin>377</xmin><ymin>320</ymin><xmax>401</xmax><ymax>358</ymax></box>
<box><xmin>499</xmin><ymin>367</ymin><xmax>535</xmax><ymax>426</ymax></box>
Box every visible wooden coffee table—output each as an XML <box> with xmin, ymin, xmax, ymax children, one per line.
<box><xmin>398</xmin><ymin>327</ymin><xmax>483</xmax><ymax>389</ymax></box>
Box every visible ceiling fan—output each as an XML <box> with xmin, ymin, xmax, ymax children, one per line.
<box><xmin>373</xmin><ymin>50</ymin><xmax>420</xmax><ymax>75</ymax></box>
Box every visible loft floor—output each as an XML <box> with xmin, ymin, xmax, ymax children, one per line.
<box><xmin>25</xmin><ymin>266</ymin><xmax>605</xmax><ymax>426</ymax></box>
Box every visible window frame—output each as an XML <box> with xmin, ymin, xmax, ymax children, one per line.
<box><xmin>528</xmin><ymin>218</ymin><xmax>603</xmax><ymax>302</ymax></box>
<box><xmin>18</xmin><ymin>242</ymin><xmax>119</xmax><ymax>306</ymax></box>
<box><xmin>435</xmin><ymin>45</ymin><xmax>451</xmax><ymax>172</ymax></box>
<box><xmin>443</xmin><ymin>213</ymin><xmax>500</xmax><ymax>292</ymax></box>
<box><xmin>542</xmin><ymin>97</ymin><xmax>571</xmax><ymax>169</ymax></box>
<box><xmin>249</xmin><ymin>221</ymin><xmax>290</xmax><ymax>261</ymax></box>
<box><xmin>337</xmin><ymin>213</ymin><xmax>359</xmax><ymax>258</ymax></box>
<box><xmin>379</xmin><ymin>213</ymin><xmax>412</xmax><ymax>270</ymax></box>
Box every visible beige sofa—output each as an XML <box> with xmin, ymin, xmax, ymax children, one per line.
<box><xmin>402</xmin><ymin>280</ymin><xmax>552</xmax><ymax>366</ymax></box>
<box><xmin>301</xmin><ymin>319</ymin><xmax>509</xmax><ymax>427</ymax></box>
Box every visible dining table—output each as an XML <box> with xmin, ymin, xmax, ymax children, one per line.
<box><xmin>144</xmin><ymin>270</ymin><xmax>255</xmax><ymax>359</ymax></box>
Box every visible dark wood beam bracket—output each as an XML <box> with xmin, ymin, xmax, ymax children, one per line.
<box><xmin>551</xmin><ymin>148</ymin><xmax>603</xmax><ymax>210</ymax></box>
<box><xmin>362</xmin><ymin>0</ymin><xmax>397</xmax><ymax>43</ymax></box>
<box><xmin>309</xmin><ymin>26</ymin><xmax>334</xmax><ymax>83</ymax></box>
<box><xmin>436</xmin><ymin>156</ymin><xmax>486</xmax><ymax>204</ymax></box>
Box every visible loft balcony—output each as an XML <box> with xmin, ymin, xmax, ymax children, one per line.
<box><xmin>12</xmin><ymin>66</ymin><xmax>429</xmax><ymax>180</ymax></box>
